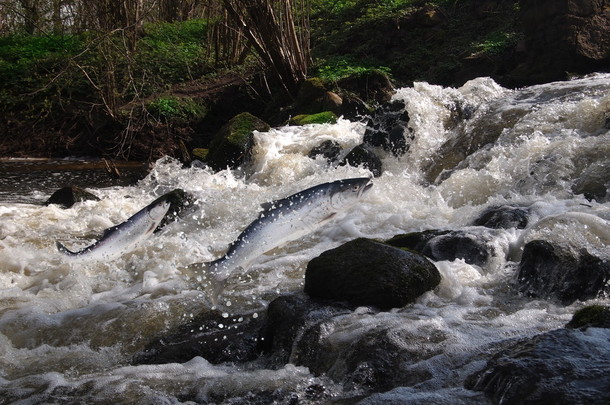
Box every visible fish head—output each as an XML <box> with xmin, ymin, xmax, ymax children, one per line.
<box><xmin>148</xmin><ymin>199</ymin><xmax>172</xmax><ymax>221</ymax></box>
<box><xmin>329</xmin><ymin>177</ymin><xmax>373</xmax><ymax>210</ymax></box>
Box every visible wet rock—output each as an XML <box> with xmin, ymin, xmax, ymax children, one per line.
<box><xmin>294</xmin><ymin>322</ymin><xmax>441</xmax><ymax>394</ymax></box>
<box><xmin>132</xmin><ymin>309</ymin><xmax>266</xmax><ymax>365</ymax></box>
<box><xmin>44</xmin><ymin>186</ymin><xmax>100</xmax><ymax>208</ymax></box>
<box><xmin>465</xmin><ymin>328</ymin><xmax>610</xmax><ymax>405</ymax></box>
<box><xmin>517</xmin><ymin>240</ymin><xmax>610</xmax><ymax>305</ymax></box>
<box><xmin>304</xmin><ymin>238</ymin><xmax>441</xmax><ymax>310</ymax></box>
<box><xmin>262</xmin><ymin>293</ymin><xmax>352</xmax><ymax>367</ymax></box>
<box><xmin>307</xmin><ymin>140</ymin><xmax>342</xmax><ymax>162</ymax></box>
<box><xmin>472</xmin><ymin>205</ymin><xmax>529</xmax><ymax>229</ymax></box>
<box><xmin>385</xmin><ymin>229</ymin><xmax>496</xmax><ymax>267</ymax></box>
<box><xmin>339</xmin><ymin>93</ymin><xmax>371</xmax><ymax>121</ymax></box>
<box><xmin>363</xmin><ymin>99</ymin><xmax>412</xmax><ymax>157</ymax></box>
<box><xmin>566</xmin><ymin>305</ymin><xmax>610</xmax><ymax>329</ymax></box>
<box><xmin>205</xmin><ymin>112</ymin><xmax>270</xmax><ymax>171</ymax></box>
<box><xmin>289</xmin><ymin>111</ymin><xmax>338</xmax><ymax>126</ymax></box>
<box><xmin>340</xmin><ymin>145</ymin><xmax>383</xmax><ymax>177</ymax></box>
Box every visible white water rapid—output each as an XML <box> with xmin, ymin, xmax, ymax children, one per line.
<box><xmin>1</xmin><ymin>74</ymin><xmax>609</xmax><ymax>404</ymax></box>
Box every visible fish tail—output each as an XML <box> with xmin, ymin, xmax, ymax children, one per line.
<box><xmin>210</xmin><ymin>273</ymin><xmax>227</xmax><ymax>307</ymax></box>
<box><xmin>56</xmin><ymin>241</ymin><xmax>78</xmax><ymax>256</ymax></box>
<box><xmin>184</xmin><ymin>260</ymin><xmax>228</xmax><ymax>306</ymax></box>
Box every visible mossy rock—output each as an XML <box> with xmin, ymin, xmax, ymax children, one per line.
<box><xmin>191</xmin><ymin>148</ymin><xmax>209</xmax><ymax>161</ymax></box>
<box><xmin>566</xmin><ymin>305</ymin><xmax>610</xmax><ymax>329</ymax></box>
<box><xmin>304</xmin><ymin>238</ymin><xmax>441</xmax><ymax>310</ymax></box>
<box><xmin>205</xmin><ymin>112</ymin><xmax>270</xmax><ymax>171</ymax></box>
<box><xmin>289</xmin><ymin>111</ymin><xmax>338</xmax><ymax>126</ymax></box>
<box><xmin>295</xmin><ymin>78</ymin><xmax>328</xmax><ymax>113</ymax></box>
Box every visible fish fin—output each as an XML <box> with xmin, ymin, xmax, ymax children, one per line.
<box><xmin>260</xmin><ymin>201</ymin><xmax>274</xmax><ymax>211</ymax></box>
<box><xmin>56</xmin><ymin>241</ymin><xmax>77</xmax><ymax>256</ymax></box>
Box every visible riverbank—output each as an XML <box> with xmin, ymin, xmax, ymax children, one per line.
<box><xmin>1</xmin><ymin>0</ymin><xmax>608</xmax><ymax>162</ymax></box>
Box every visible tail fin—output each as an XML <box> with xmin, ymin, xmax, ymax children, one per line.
<box><xmin>183</xmin><ymin>261</ymin><xmax>228</xmax><ymax>307</ymax></box>
<box><xmin>56</xmin><ymin>241</ymin><xmax>77</xmax><ymax>256</ymax></box>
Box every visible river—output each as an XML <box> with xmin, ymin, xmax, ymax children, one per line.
<box><xmin>0</xmin><ymin>74</ymin><xmax>609</xmax><ymax>404</ymax></box>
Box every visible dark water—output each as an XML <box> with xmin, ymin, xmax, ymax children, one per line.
<box><xmin>0</xmin><ymin>159</ymin><xmax>149</xmax><ymax>203</ymax></box>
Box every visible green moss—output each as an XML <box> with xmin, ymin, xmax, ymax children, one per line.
<box><xmin>566</xmin><ymin>305</ymin><xmax>610</xmax><ymax>329</ymax></box>
<box><xmin>147</xmin><ymin>96</ymin><xmax>206</xmax><ymax>122</ymax></box>
<box><xmin>192</xmin><ymin>148</ymin><xmax>209</xmax><ymax>160</ymax></box>
<box><xmin>290</xmin><ymin>111</ymin><xmax>338</xmax><ymax>126</ymax></box>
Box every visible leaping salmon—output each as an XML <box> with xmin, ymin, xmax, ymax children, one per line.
<box><xmin>56</xmin><ymin>194</ymin><xmax>172</xmax><ymax>261</ymax></box>
<box><xmin>193</xmin><ymin>177</ymin><xmax>373</xmax><ymax>302</ymax></box>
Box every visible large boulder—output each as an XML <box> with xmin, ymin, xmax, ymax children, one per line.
<box><xmin>205</xmin><ymin>112</ymin><xmax>270</xmax><ymax>171</ymax></box>
<box><xmin>304</xmin><ymin>238</ymin><xmax>441</xmax><ymax>310</ymax></box>
<box><xmin>513</xmin><ymin>0</ymin><xmax>610</xmax><ymax>85</ymax></box>
<box><xmin>465</xmin><ymin>327</ymin><xmax>610</xmax><ymax>404</ymax></box>
<box><xmin>516</xmin><ymin>240</ymin><xmax>610</xmax><ymax>305</ymax></box>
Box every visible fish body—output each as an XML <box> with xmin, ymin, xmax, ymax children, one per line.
<box><xmin>57</xmin><ymin>196</ymin><xmax>172</xmax><ymax>261</ymax></box>
<box><xmin>206</xmin><ymin>177</ymin><xmax>373</xmax><ymax>297</ymax></box>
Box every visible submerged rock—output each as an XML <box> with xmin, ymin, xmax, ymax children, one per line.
<box><xmin>262</xmin><ymin>293</ymin><xmax>352</xmax><ymax>367</ymax></box>
<box><xmin>263</xmin><ymin>293</ymin><xmax>447</xmax><ymax>394</ymax></box>
<box><xmin>472</xmin><ymin>205</ymin><xmax>529</xmax><ymax>229</ymax></box>
<box><xmin>132</xmin><ymin>309</ymin><xmax>266</xmax><ymax>365</ymax></box>
<box><xmin>465</xmin><ymin>328</ymin><xmax>610</xmax><ymax>405</ymax></box>
<box><xmin>304</xmin><ymin>238</ymin><xmax>441</xmax><ymax>310</ymax></box>
<box><xmin>205</xmin><ymin>112</ymin><xmax>270</xmax><ymax>171</ymax></box>
<box><xmin>44</xmin><ymin>186</ymin><xmax>100</xmax><ymax>208</ymax></box>
<box><xmin>517</xmin><ymin>240</ymin><xmax>610</xmax><ymax>305</ymax></box>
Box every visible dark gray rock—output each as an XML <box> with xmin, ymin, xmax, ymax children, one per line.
<box><xmin>517</xmin><ymin>240</ymin><xmax>610</xmax><ymax>305</ymax></box>
<box><xmin>465</xmin><ymin>328</ymin><xmax>610</xmax><ymax>405</ymax></box>
<box><xmin>45</xmin><ymin>186</ymin><xmax>100</xmax><ymax>208</ymax></box>
<box><xmin>340</xmin><ymin>145</ymin><xmax>383</xmax><ymax>177</ymax></box>
<box><xmin>472</xmin><ymin>205</ymin><xmax>529</xmax><ymax>229</ymax></box>
<box><xmin>132</xmin><ymin>309</ymin><xmax>266</xmax><ymax>365</ymax></box>
<box><xmin>304</xmin><ymin>238</ymin><xmax>441</xmax><ymax>310</ymax></box>
<box><xmin>363</xmin><ymin>99</ymin><xmax>412</xmax><ymax>157</ymax></box>
<box><xmin>386</xmin><ymin>229</ymin><xmax>497</xmax><ymax>267</ymax></box>
<box><xmin>307</xmin><ymin>140</ymin><xmax>342</xmax><ymax>162</ymax></box>
<box><xmin>262</xmin><ymin>293</ymin><xmax>352</xmax><ymax>367</ymax></box>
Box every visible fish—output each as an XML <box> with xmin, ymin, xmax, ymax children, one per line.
<box><xmin>196</xmin><ymin>177</ymin><xmax>373</xmax><ymax>302</ymax></box>
<box><xmin>56</xmin><ymin>194</ymin><xmax>172</xmax><ymax>261</ymax></box>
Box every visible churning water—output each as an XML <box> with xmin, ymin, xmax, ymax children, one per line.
<box><xmin>0</xmin><ymin>74</ymin><xmax>609</xmax><ymax>404</ymax></box>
